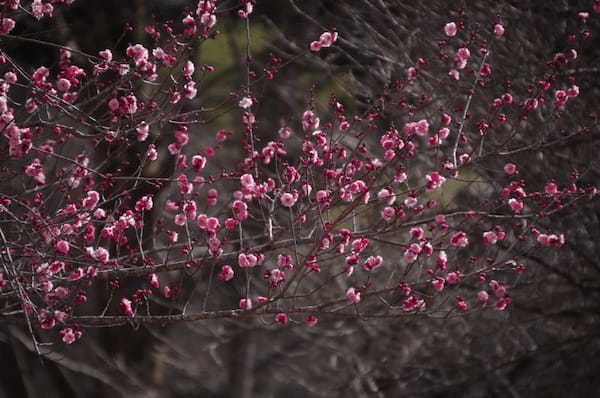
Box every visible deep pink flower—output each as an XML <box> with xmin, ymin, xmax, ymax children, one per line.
<box><xmin>425</xmin><ymin>172</ymin><xmax>446</xmax><ymax>190</ymax></box>
<box><xmin>55</xmin><ymin>240</ymin><xmax>70</xmax><ymax>254</ymax></box>
<box><xmin>134</xmin><ymin>195</ymin><xmax>153</xmax><ymax>212</ymax></box>
<box><xmin>477</xmin><ymin>290</ymin><xmax>489</xmax><ymax>305</ymax></box>
<box><xmin>362</xmin><ymin>255</ymin><xmax>383</xmax><ymax>272</ymax></box>
<box><xmin>493</xmin><ymin>24</ymin><xmax>505</xmax><ymax>38</ymax></box>
<box><xmin>60</xmin><ymin>328</ymin><xmax>80</xmax><ymax>344</ymax></box>
<box><xmin>508</xmin><ymin>198</ymin><xmax>524</xmax><ymax>213</ymax></box>
<box><xmin>457</xmin><ymin>47</ymin><xmax>470</xmax><ymax>61</ymax></box>
<box><xmin>274</xmin><ymin>313</ymin><xmax>289</xmax><ymax>325</ymax></box>
<box><xmin>483</xmin><ymin>231</ymin><xmax>498</xmax><ymax>245</ymax></box>
<box><xmin>280</xmin><ymin>192</ymin><xmax>297</xmax><ymax>207</ymax></box>
<box><xmin>120</xmin><ymin>298</ymin><xmax>134</xmax><ymax>317</ymax></box>
<box><xmin>450</xmin><ymin>231</ymin><xmax>469</xmax><ymax>247</ymax></box>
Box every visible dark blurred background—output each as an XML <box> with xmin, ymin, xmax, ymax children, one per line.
<box><xmin>1</xmin><ymin>1</ymin><xmax>600</xmax><ymax>397</ymax></box>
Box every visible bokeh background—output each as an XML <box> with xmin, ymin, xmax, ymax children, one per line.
<box><xmin>1</xmin><ymin>1</ymin><xmax>600</xmax><ymax>397</ymax></box>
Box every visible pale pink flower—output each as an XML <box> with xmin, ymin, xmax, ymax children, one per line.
<box><xmin>238</xmin><ymin>253</ymin><xmax>258</xmax><ymax>268</ymax></box>
<box><xmin>377</xmin><ymin>188</ymin><xmax>396</xmax><ymax>205</ymax></box>
<box><xmin>444</xmin><ymin>22</ymin><xmax>457</xmax><ymax>37</ymax></box>
<box><xmin>269</xmin><ymin>269</ymin><xmax>286</xmax><ymax>286</ymax></box>
<box><xmin>455</xmin><ymin>297</ymin><xmax>469</xmax><ymax>311</ymax></box>
<box><xmin>407</xmin><ymin>67</ymin><xmax>417</xmax><ymax>81</ymax></box>
<box><xmin>483</xmin><ymin>231</ymin><xmax>498</xmax><ymax>245</ymax></box>
<box><xmin>316</xmin><ymin>190</ymin><xmax>329</xmax><ymax>203</ymax></box>
<box><xmin>425</xmin><ymin>172</ymin><xmax>446</xmax><ymax>190</ymax></box>
<box><xmin>415</xmin><ymin>119</ymin><xmax>429</xmax><ymax>135</ymax></box>
<box><xmin>136</xmin><ymin>122</ymin><xmax>149</xmax><ymax>141</ymax></box>
<box><xmin>120</xmin><ymin>298</ymin><xmax>134</xmax><ymax>317</ymax></box>
<box><xmin>346</xmin><ymin>287</ymin><xmax>361</xmax><ymax>303</ymax></box>
<box><xmin>183</xmin><ymin>60</ymin><xmax>195</xmax><ymax>77</ymax></box>
<box><xmin>319</xmin><ymin>31</ymin><xmax>338</xmax><ymax>47</ymax></box>
<box><xmin>93</xmin><ymin>247</ymin><xmax>110</xmax><ymax>263</ymax></box>
<box><xmin>184</xmin><ymin>81</ymin><xmax>197</xmax><ymax>99</ymax></box>
<box><xmin>493</xmin><ymin>23</ymin><xmax>505</xmax><ymax>38</ymax></box>
<box><xmin>60</xmin><ymin>328</ymin><xmax>80</xmax><ymax>344</ymax></box>
<box><xmin>55</xmin><ymin>240</ymin><xmax>70</xmax><ymax>254</ymax></box>
<box><xmin>477</xmin><ymin>290</ymin><xmax>489</xmax><ymax>305</ymax></box>
<box><xmin>146</xmin><ymin>144</ymin><xmax>158</xmax><ymax>161</ymax></box>
<box><xmin>280</xmin><ymin>192</ymin><xmax>297</xmax><ymax>207</ymax></box>
<box><xmin>567</xmin><ymin>85</ymin><xmax>580</xmax><ymax>98</ymax></box>
<box><xmin>403</xmin><ymin>243</ymin><xmax>421</xmax><ymax>263</ymax></box>
<box><xmin>99</xmin><ymin>49</ymin><xmax>113</xmax><ymax>62</ymax></box>
<box><xmin>174</xmin><ymin>213</ymin><xmax>186</xmax><ymax>226</ymax></box>
<box><xmin>126</xmin><ymin>44</ymin><xmax>148</xmax><ymax>63</ymax></box>
<box><xmin>446</xmin><ymin>272</ymin><xmax>460</xmax><ymax>284</ymax></box>
<box><xmin>83</xmin><ymin>190</ymin><xmax>100</xmax><ymax>210</ymax></box>
<box><xmin>404</xmin><ymin>196</ymin><xmax>418</xmax><ymax>208</ymax></box>
<box><xmin>311</xmin><ymin>31</ymin><xmax>338</xmax><ymax>52</ymax></box>
<box><xmin>239</xmin><ymin>96</ymin><xmax>253</xmax><ymax>109</ymax></box>
<box><xmin>457</xmin><ymin>47</ymin><xmax>470</xmax><ymax>61</ymax></box>
<box><xmin>537</xmin><ymin>233</ymin><xmax>565</xmax><ymax>248</ymax></box>
<box><xmin>381</xmin><ymin>206</ymin><xmax>396</xmax><ymax>221</ymax></box>
<box><xmin>239</xmin><ymin>298</ymin><xmax>252</xmax><ymax>310</ymax></box>
<box><xmin>56</xmin><ymin>78</ymin><xmax>71</xmax><ymax>92</ymax></box>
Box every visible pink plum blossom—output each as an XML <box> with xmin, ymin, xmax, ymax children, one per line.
<box><xmin>346</xmin><ymin>287</ymin><xmax>361</xmax><ymax>303</ymax></box>
<box><xmin>444</xmin><ymin>22</ymin><xmax>457</xmax><ymax>37</ymax></box>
